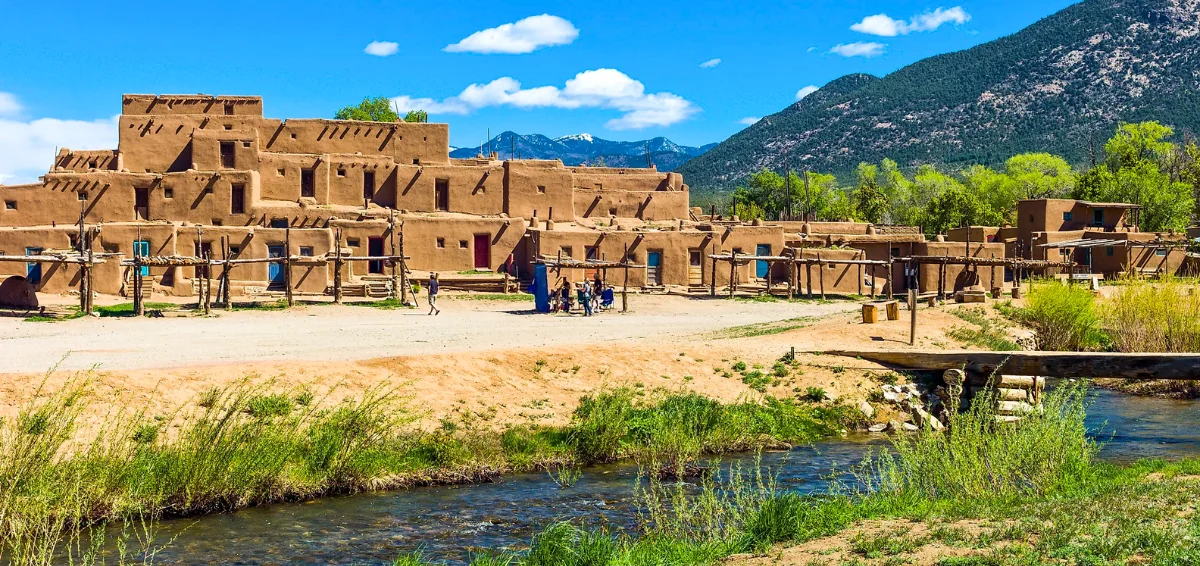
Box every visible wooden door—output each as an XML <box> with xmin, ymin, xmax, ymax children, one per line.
<box><xmin>135</xmin><ymin>188</ymin><xmax>149</xmax><ymax>220</ymax></box>
<box><xmin>133</xmin><ymin>240</ymin><xmax>150</xmax><ymax>276</ymax></box>
<box><xmin>755</xmin><ymin>244</ymin><xmax>771</xmax><ymax>279</ymax></box>
<box><xmin>474</xmin><ymin>234</ymin><xmax>490</xmax><ymax>269</ymax></box>
<box><xmin>646</xmin><ymin>250</ymin><xmax>662</xmax><ymax>286</ymax></box>
<box><xmin>688</xmin><ymin>249</ymin><xmax>703</xmax><ymax>286</ymax></box>
<box><xmin>268</xmin><ymin>245</ymin><xmax>285</xmax><ymax>287</ymax></box>
<box><xmin>219</xmin><ymin>142</ymin><xmax>235</xmax><ymax>168</ymax></box>
<box><xmin>25</xmin><ymin>247</ymin><xmax>42</xmax><ymax>284</ymax></box>
<box><xmin>435</xmin><ymin>179</ymin><xmax>449</xmax><ymax>211</ymax></box>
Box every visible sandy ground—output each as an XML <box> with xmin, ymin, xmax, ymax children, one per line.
<box><xmin>0</xmin><ymin>293</ymin><xmax>981</xmax><ymax>428</ymax></box>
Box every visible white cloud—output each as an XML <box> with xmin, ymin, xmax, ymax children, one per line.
<box><xmin>699</xmin><ymin>58</ymin><xmax>721</xmax><ymax>68</ymax></box>
<box><xmin>850</xmin><ymin>7</ymin><xmax>970</xmax><ymax>37</ymax></box>
<box><xmin>795</xmin><ymin>85</ymin><xmax>819</xmax><ymax>100</ymax></box>
<box><xmin>738</xmin><ymin>117</ymin><xmax>760</xmax><ymax>125</ymax></box>
<box><xmin>445</xmin><ymin>14</ymin><xmax>578</xmax><ymax>54</ymax></box>
<box><xmin>392</xmin><ymin>68</ymin><xmax>698</xmax><ymax>130</ymax></box>
<box><xmin>0</xmin><ymin>92</ymin><xmax>21</xmax><ymax>117</ymax></box>
<box><xmin>829</xmin><ymin>42</ymin><xmax>886</xmax><ymax>58</ymax></box>
<box><xmin>0</xmin><ymin>94</ymin><xmax>118</xmax><ymax>185</ymax></box>
<box><xmin>363</xmin><ymin>41</ymin><xmax>399</xmax><ymax>57</ymax></box>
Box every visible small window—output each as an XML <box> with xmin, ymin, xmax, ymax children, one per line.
<box><xmin>608</xmin><ymin>208</ymin><xmax>617</xmax><ymax>216</ymax></box>
<box><xmin>537</xmin><ymin>185</ymin><xmax>546</xmax><ymax>194</ymax></box>
<box><xmin>277</xmin><ymin>168</ymin><xmax>285</xmax><ymax>176</ymax></box>
<box><xmin>290</xmin><ymin>133</ymin><xmax>297</xmax><ymax>139</ymax></box>
<box><xmin>223</xmin><ymin>124</ymin><xmax>232</xmax><ymax>131</ymax></box>
<box><xmin>1062</xmin><ymin>212</ymin><xmax>1073</xmax><ymax>221</ymax></box>
<box><xmin>561</xmin><ymin>246</ymin><xmax>573</xmax><ymax>258</ymax></box>
<box><xmin>595</xmin><ymin>183</ymin><xmax>603</xmax><ymax>190</ymax></box>
<box><xmin>423</xmin><ymin>136</ymin><xmax>427</xmax><ymax>141</ymax></box>
<box><xmin>1060</xmin><ymin>249</ymin><xmax>1071</xmax><ymax>257</ymax></box>
<box><xmin>347</xmin><ymin>238</ymin><xmax>360</xmax><ymax>247</ymax></box>
<box><xmin>1106</xmin><ymin>246</ymin><xmax>1114</xmax><ymax>257</ymax></box>
<box><xmin>224</xmin><ymin>103</ymin><xmax>234</xmax><ymax>116</ymax></box>
<box><xmin>77</xmin><ymin>191</ymin><xmax>88</xmax><ymax>201</ymax></box>
<box><xmin>164</xmin><ymin>187</ymin><xmax>175</xmax><ymax>198</ymax></box>
<box><xmin>459</xmin><ymin>240</ymin><xmax>468</xmax><ymax>249</ymax></box>
<box><xmin>412</xmin><ymin>159</ymin><xmax>420</xmax><ymax>165</ymax></box>
<box><xmin>229</xmin><ymin>245</ymin><xmax>240</xmax><ymax>256</ymax></box>
<box><xmin>436</xmin><ymin>238</ymin><xmax>445</xmax><ymax>248</ymax></box>
<box><xmin>336</xmin><ymin>168</ymin><xmax>346</xmax><ymax>177</ymax></box>
<box><xmin>269</xmin><ymin>218</ymin><xmax>288</xmax><ymax>228</ymax></box>
<box><xmin>4</xmin><ymin>201</ymin><xmax>15</xmax><ymax>210</ymax></box>
<box><xmin>211</xmin><ymin>219</ymin><xmax>223</xmax><ymax>226</ymax></box>
<box><xmin>891</xmin><ymin>247</ymin><xmax>901</xmax><ymax>257</ymax></box>
<box><xmin>242</xmin><ymin>141</ymin><xmax>251</xmax><ymax>148</ymax></box>
<box><xmin>88</xmin><ymin>159</ymin><xmax>98</xmax><ymax>169</ymax></box>
<box><xmin>299</xmin><ymin>246</ymin><xmax>313</xmax><ymax>257</ymax></box>
<box><xmin>1155</xmin><ymin>249</ymin><xmax>1168</xmax><ymax>257</ymax></box>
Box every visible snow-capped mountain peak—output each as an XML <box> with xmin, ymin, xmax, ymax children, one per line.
<box><xmin>555</xmin><ymin>133</ymin><xmax>594</xmax><ymax>143</ymax></box>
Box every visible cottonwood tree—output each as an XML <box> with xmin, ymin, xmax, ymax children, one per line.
<box><xmin>334</xmin><ymin>97</ymin><xmax>401</xmax><ymax>122</ymax></box>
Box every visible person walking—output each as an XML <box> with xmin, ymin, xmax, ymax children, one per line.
<box><xmin>427</xmin><ymin>272</ymin><xmax>440</xmax><ymax>315</ymax></box>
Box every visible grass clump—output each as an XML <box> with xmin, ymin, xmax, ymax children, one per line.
<box><xmin>1013</xmin><ymin>280</ymin><xmax>1108</xmax><ymax>351</ymax></box>
<box><xmin>947</xmin><ymin>308</ymin><xmax>1020</xmax><ymax>351</ymax></box>
<box><xmin>1105</xmin><ymin>277</ymin><xmax>1200</xmax><ymax>352</ymax></box>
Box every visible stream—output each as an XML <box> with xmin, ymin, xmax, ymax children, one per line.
<box><xmin>132</xmin><ymin>387</ymin><xmax>1200</xmax><ymax>565</ymax></box>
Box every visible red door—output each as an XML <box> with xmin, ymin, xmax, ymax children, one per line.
<box><xmin>473</xmin><ymin>234</ymin><xmax>490</xmax><ymax>269</ymax></box>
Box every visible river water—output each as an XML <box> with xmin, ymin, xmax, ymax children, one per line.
<box><xmin>135</xmin><ymin>388</ymin><xmax>1199</xmax><ymax>565</ymax></box>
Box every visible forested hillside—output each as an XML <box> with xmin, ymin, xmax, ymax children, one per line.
<box><xmin>679</xmin><ymin>0</ymin><xmax>1200</xmax><ymax>193</ymax></box>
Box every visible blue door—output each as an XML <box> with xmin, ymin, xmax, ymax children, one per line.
<box><xmin>756</xmin><ymin>244</ymin><xmax>771</xmax><ymax>278</ymax></box>
<box><xmin>647</xmin><ymin>250</ymin><xmax>662</xmax><ymax>285</ymax></box>
<box><xmin>133</xmin><ymin>240</ymin><xmax>150</xmax><ymax>276</ymax></box>
<box><xmin>268</xmin><ymin>245</ymin><xmax>285</xmax><ymax>286</ymax></box>
<box><xmin>25</xmin><ymin>247</ymin><xmax>43</xmax><ymax>284</ymax></box>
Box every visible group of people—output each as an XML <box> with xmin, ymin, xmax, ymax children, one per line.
<box><xmin>552</xmin><ymin>274</ymin><xmax>613</xmax><ymax>316</ymax></box>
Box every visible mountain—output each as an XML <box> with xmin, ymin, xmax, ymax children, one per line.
<box><xmin>449</xmin><ymin>132</ymin><xmax>714</xmax><ymax>172</ymax></box>
<box><xmin>678</xmin><ymin>0</ymin><xmax>1200</xmax><ymax>194</ymax></box>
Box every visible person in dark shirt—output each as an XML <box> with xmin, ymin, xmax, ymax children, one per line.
<box><xmin>428</xmin><ymin>273</ymin><xmax>440</xmax><ymax>315</ymax></box>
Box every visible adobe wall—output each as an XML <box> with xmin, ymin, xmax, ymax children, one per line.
<box><xmin>572</xmin><ymin>189</ymin><xmax>690</xmax><ymax>221</ymax></box>
<box><xmin>504</xmin><ymin>161</ymin><xmax>575</xmax><ymax>221</ymax></box>
<box><xmin>393</xmin><ymin>163</ymin><xmax>506</xmax><ymax>215</ymax></box>
<box><xmin>55</xmin><ymin>149</ymin><xmax>120</xmax><ymax>172</ymax></box>
<box><xmin>122</xmin><ymin>95</ymin><xmax>264</xmax><ymax>117</ymax></box>
<box><xmin>262</xmin><ymin>120</ymin><xmax>449</xmax><ymax>166</ymax></box>
<box><xmin>913</xmin><ymin>242</ymin><xmax>1006</xmax><ymax>293</ymax></box>
<box><xmin>0</xmin><ymin>227</ymin><xmax>81</xmax><ymax>294</ymax></box>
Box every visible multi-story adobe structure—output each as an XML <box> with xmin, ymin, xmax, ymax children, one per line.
<box><xmin>0</xmin><ymin>93</ymin><xmax>1017</xmax><ymax>304</ymax></box>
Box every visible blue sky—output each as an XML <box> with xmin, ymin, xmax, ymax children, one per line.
<box><xmin>0</xmin><ymin>0</ymin><xmax>1078</xmax><ymax>183</ymax></box>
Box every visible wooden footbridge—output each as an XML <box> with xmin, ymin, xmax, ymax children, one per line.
<box><xmin>826</xmin><ymin>350</ymin><xmax>1200</xmax><ymax>383</ymax></box>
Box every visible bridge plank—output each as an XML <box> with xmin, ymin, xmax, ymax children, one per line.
<box><xmin>823</xmin><ymin>350</ymin><xmax>1200</xmax><ymax>381</ymax></box>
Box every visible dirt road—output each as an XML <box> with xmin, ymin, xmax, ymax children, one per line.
<box><xmin>0</xmin><ymin>295</ymin><xmax>856</xmax><ymax>374</ymax></box>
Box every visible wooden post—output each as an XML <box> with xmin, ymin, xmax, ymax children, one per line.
<box><xmin>787</xmin><ymin>258</ymin><xmax>794</xmax><ymax>300</ymax></box>
<box><xmin>84</xmin><ymin>228</ymin><xmax>94</xmax><ymax>315</ymax></box>
<box><xmin>989</xmin><ymin>254</ymin><xmax>997</xmax><ymax>293</ymax></box>
<box><xmin>399</xmin><ymin>222</ymin><xmax>409</xmax><ymax>304</ymax></box>
<box><xmin>333</xmin><ymin>228</ymin><xmax>343</xmax><ymax>304</ymax></box>
<box><xmin>805</xmin><ymin>259</ymin><xmax>813</xmax><ymax>298</ymax></box>
<box><xmin>870</xmin><ymin>263</ymin><xmax>876</xmax><ymax>298</ymax></box>
<box><xmin>817</xmin><ymin>252</ymin><xmax>825</xmax><ymax>300</ymax></box>
<box><xmin>203</xmin><ymin>251</ymin><xmax>212</xmax><ymax>315</ymax></box>
<box><xmin>728</xmin><ymin>251</ymin><xmax>737</xmax><ymax>298</ymax></box>
<box><xmin>857</xmin><ymin>251</ymin><xmax>863</xmax><ymax>296</ymax></box>
<box><xmin>134</xmin><ymin>224</ymin><xmax>144</xmax><ymax>317</ymax></box>
<box><xmin>886</xmin><ymin>258</ymin><xmax>894</xmax><ymax>300</ymax></box>
<box><xmin>621</xmin><ymin>243</ymin><xmax>629</xmax><ymax>313</ymax></box>
<box><xmin>908</xmin><ymin>288</ymin><xmax>918</xmax><ymax>346</ymax></box>
<box><xmin>389</xmin><ymin>210</ymin><xmax>399</xmax><ymax>300</ymax></box>
<box><xmin>285</xmin><ymin>224</ymin><xmax>294</xmax><ymax>307</ymax></box>
<box><xmin>710</xmin><ymin>251</ymin><xmax>718</xmax><ymax>297</ymax></box>
<box><xmin>222</xmin><ymin>237</ymin><xmax>232</xmax><ymax>310</ymax></box>
<box><xmin>765</xmin><ymin>259</ymin><xmax>773</xmax><ymax>295</ymax></box>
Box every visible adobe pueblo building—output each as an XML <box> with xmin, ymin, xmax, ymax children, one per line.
<box><xmin>0</xmin><ymin>93</ymin><xmax>1147</xmax><ymax>310</ymax></box>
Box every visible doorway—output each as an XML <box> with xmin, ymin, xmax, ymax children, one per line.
<box><xmin>755</xmin><ymin>244</ymin><xmax>771</xmax><ymax>279</ymax></box>
<box><xmin>219</xmin><ymin>141</ymin><xmax>235</xmax><ymax>168</ymax></box>
<box><xmin>688</xmin><ymin>249</ymin><xmax>703</xmax><ymax>286</ymax></box>
<box><xmin>1093</xmin><ymin>208</ymin><xmax>1104</xmax><ymax>227</ymax></box>
<box><xmin>474</xmin><ymin>234</ymin><xmax>491</xmax><ymax>269</ymax></box>
<box><xmin>268</xmin><ymin>245</ymin><xmax>285</xmax><ymax>288</ymax></box>
<box><xmin>25</xmin><ymin>247</ymin><xmax>43</xmax><ymax>285</ymax></box>
<box><xmin>135</xmin><ymin>188</ymin><xmax>149</xmax><ymax>220</ymax></box>
<box><xmin>435</xmin><ymin>179</ymin><xmax>450</xmax><ymax>211</ymax></box>
<box><xmin>368</xmin><ymin>237</ymin><xmax>384</xmax><ymax>274</ymax></box>
<box><xmin>646</xmin><ymin>250</ymin><xmax>662</xmax><ymax>286</ymax></box>
<box><xmin>133</xmin><ymin>240</ymin><xmax>150</xmax><ymax>276</ymax></box>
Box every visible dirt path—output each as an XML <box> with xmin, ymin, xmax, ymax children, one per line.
<box><xmin>0</xmin><ymin>295</ymin><xmax>854</xmax><ymax>373</ymax></box>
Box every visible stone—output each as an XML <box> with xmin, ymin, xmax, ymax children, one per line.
<box><xmin>868</xmin><ymin>423</ymin><xmax>888</xmax><ymax>433</ymax></box>
<box><xmin>911</xmin><ymin>407</ymin><xmax>932</xmax><ymax>427</ymax></box>
<box><xmin>886</xmin><ymin>420</ymin><xmax>903</xmax><ymax>432</ymax></box>
<box><xmin>902</xmin><ymin>422</ymin><xmax>920</xmax><ymax>431</ymax></box>
<box><xmin>928</xmin><ymin>416</ymin><xmax>945</xmax><ymax>432</ymax></box>
<box><xmin>859</xmin><ymin>401</ymin><xmax>875</xmax><ymax>419</ymax></box>
<box><xmin>883</xmin><ymin>390</ymin><xmax>901</xmax><ymax>403</ymax></box>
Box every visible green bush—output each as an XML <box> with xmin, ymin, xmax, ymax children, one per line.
<box><xmin>1105</xmin><ymin>278</ymin><xmax>1200</xmax><ymax>352</ymax></box>
<box><xmin>1018</xmin><ymin>280</ymin><xmax>1109</xmax><ymax>351</ymax></box>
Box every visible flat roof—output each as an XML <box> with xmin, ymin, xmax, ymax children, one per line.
<box><xmin>1079</xmin><ymin>201</ymin><xmax>1141</xmax><ymax>209</ymax></box>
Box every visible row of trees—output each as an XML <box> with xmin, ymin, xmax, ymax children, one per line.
<box><xmin>727</xmin><ymin>122</ymin><xmax>1198</xmax><ymax>234</ymax></box>
<box><xmin>334</xmin><ymin>96</ymin><xmax>428</xmax><ymax>123</ymax></box>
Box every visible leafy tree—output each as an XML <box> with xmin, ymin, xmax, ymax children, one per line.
<box><xmin>334</xmin><ymin>96</ymin><xmax>400</xmax><ymax>122</ymax></box>
<box><xmin>1104</xmin><ymin>121</ymin><xmax>1175</xmax><ymax>171</ymax></box>
<box><xmin>1005</xmin><ymin>153</ymin><xmax>1075</xmax><ymax>200</ymax></box>
<box><xmin>961</xmin><ymin>164</ymin><xmax>1018</xmax><ymax>224</ymax></box>
<box><xmin>404</xmin><ymin>110</ymin><xmax>428</xmax><ymax>123</ymax></box>
<box><xmin>851</xmin><ymin>163</ymin><xmax>888</xmax><ymax>223</ymax></box>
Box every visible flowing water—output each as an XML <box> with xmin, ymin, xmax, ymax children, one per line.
<box><xmin>131</xmin><ymin>388</ymin><xmax>1200</xmax><ymax>565</ymax></box>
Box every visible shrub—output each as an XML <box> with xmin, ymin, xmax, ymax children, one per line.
<box><xmin>802</xmin><ymin>387</ymin><xmax>828</xmax><ymax>403</ymax></box>
<box><xmin>1018</xmin><ymin>280</ymin><xmax>1109</xmax><ymax>351</ymax></box>
<box><xmin>1105</xmin><ymin>278</ymin><xmax>1200</xmax><ymax>353</ymax></box>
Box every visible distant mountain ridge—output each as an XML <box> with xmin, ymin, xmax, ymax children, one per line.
<box><xmin>449</xmin><ymin>131</ymin><xmax>716</xmax><ymax>172</ymax></box>
<box><xmin>678</xmin><ymin>0</ymin><xmax>1200</xmax><ymax>194</ymax></box>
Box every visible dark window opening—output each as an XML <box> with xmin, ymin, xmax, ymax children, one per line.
<box><xmin>436</xmin><ymin>238</ymin><xmax>445</xmax><ymax>248</ymax></box>
<box><xmin>134</xmin><ymin>188</ymin><xmax>149</xmax><ymax>220</ymax></box>
<box><xmin>300</xmin><ymin>169</ymin><xmax>315</xmax><ymax>197</ymax></box>
<box><xmin>1062</xmin><ymin>211</ymin><xmax>1073</xmax><ymax>221</ymax></box>
<box><xmin>5</xmin><ymin>201</ymin><xmax>15</xmax><ymax>210</ymax></box>
<box><xmin>435</xmin><ymin>179</ymin><xmax>449</xmax><ymax>211</ymax></box>
<box><xmin>1106</xmin><ymin>246</ymin><xmax>1114</xmax><ymax>257</ymax></box>
<box><xmin>242</xmin><ymin>141</ymin><xmax>250</xmax><ymax>148</ymax></box>
<box><xmin>368</xmin><ymin>238</ymin><xmax>384</xmax><ymax>274</ymax></box>
<box><xmin>163</xmin><ymin>187</ymin><xmax>173</xmax><ymax>199</ymax></box>
<box><xmin>299</xmin><ymin>246</ymin><xmax>313</xmax><ymax>256</ymax></box>
<box><xmin>224</xmin><ymin>103</ymin><xmax>234</xmax><ymax>116</ymax></box>
<box><xmin>223</xmin><ymin>124</ymin><xmax>232</xmax><ymax>131</ymax></box>
<box><xmin>347</xmin><ymin>238</ymin><xmax>360</xmax><ymax>247</ymax></box>
<box><xmin>78</xmin><ymin>191</ymin><xmax>88</xmax><ymax>201</ymax></box>
<box><xmin>412</xmin><ymin>158</ymin><xmax>420</xmax><ymax>165</ymax></box>
<box><xmin>231</xmin><ymin>184</ymin><xmax>245</xmax><ymax>214</ymax></box>
<box><xmin>561</xmin><ymin>246</ymin><xmax>573</xmax><ymax>258</ymax></box>
<box><xmin>270</xmin><ymin>218</ymin><xmax>289</xmax><ymax>228</ymax></box>
<box><xmin>229</xmin><ymin>245</ymin><xmax>240</xmax><ymax>256</ymax></box>
<box><xmin>219</xmin><ymin>141</ymin><xmax>235</xmax><ymax>168</ymax></box>
<box><xmin>891</xmin><ymin>247</ymin><xmax>901</xmax><ymax>257</ymax></box>
<box><xmin>537</xmin><ymin>185</ymin><xmax>546</xmax><ymax>194</ymax></box>
<box><xmin>459</xmin><ymin>240</ymin><xmax>468</xmax><ymax>249</ymax></box>
<box><xmin>363</xmin><ymin>171</ymin><xmax>375</xmax><ymax>200</ymax></box>
<box><xmin>336</xmin><ymin>168</ymin><xmax>346</xmax><ymax>177</ymax></box>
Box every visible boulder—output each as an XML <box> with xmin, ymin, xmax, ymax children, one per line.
<box><xmin>902</xmin><ymin>422</ymin><xmax>920</xmax><ymax>432</ymax></box>
<box><xmin>868</xmin><ymin>423</ymin><xmax>888</xmax><ymax>433</ymax></box>
<box><xmin>859</xmin><ymin>401</ymin><xmax>875</xmax><ymax>419</ymax></box>
<box><xmin>886</xmin><ymin>420</ymin><xmax>903</xmax><ymax>432</ymax></box>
